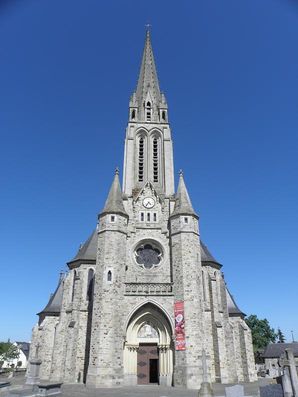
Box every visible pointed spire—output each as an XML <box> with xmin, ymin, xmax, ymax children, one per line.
<box><xmin>135</xmin><ymin>29</ymin><xmax>161</xmax><ymax>105</ymax></box>
<box><xmin>171</xmin><ymin>171</ymin><xmax>197</xmax><ymax>217</ymax></box>
<box><xmin>101</xmin><ymin>168</ymin><xmax>128</xmax><ymax>217</ymax></box>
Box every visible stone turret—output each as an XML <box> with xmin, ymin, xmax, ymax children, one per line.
<box><xmin>171</xmin><ymin>170</ymin><xmax>197</xmax><ymax>218</ymax></box>
<box><xmin>87</xmin><ymin>169</ymin><xmax>128</xmax><ymax>387</ymax></box>
<box><xmin>169</xmin><ymin>172</ymin><xmax>204</xmax><ymax>389</ymax></box>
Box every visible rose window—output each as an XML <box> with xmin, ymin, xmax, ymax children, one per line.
<box><xmin>135</xmin><ymin>242</ymin><xmax>162</xmax><ymax>270</ymax></box>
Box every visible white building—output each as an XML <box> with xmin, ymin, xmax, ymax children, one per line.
<box><xmin>1</xmin><ymin>342</ymin><xmax>30</xmax><ymax>370</ymax></box>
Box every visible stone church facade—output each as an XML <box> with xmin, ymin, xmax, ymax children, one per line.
<box><xmin>29</xmin><ymin>31</ymin><xmax>257</xmax><ymax>389</ymax></box>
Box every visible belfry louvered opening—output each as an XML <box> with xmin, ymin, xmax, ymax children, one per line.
<box><xmin>153</xmin><ymin>138</ymin><xmax>159</xmax><ymax>182</ymax></box>
<box><xmin>138</xmin><ymin>137</ymin><xmax>144</xmax><ymax>182</ymax></box>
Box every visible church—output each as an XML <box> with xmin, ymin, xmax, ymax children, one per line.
<box><xmin>29</xmin><ymin>30</ymin><xmax>257</xmax><ymax>389</ymax></box>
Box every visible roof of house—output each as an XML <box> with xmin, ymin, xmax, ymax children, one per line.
<box><xmin>15</xmin><ymin>342</ymin><xmax>30</xmax><ymax>359</ymax></box>
<box><xmin>262</xmin><ymin>343</ymin><xmax>298</xmax><ymax>358</ymax></box>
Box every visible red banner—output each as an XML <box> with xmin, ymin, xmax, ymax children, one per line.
<box><xmin>174</xmin><ymin>301</ymin><xmax>186</xmax><ymax>350</ymax></box>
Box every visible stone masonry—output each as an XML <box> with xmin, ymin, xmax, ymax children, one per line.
<box><xmin>28</xmin><ymin>30</ymin><xmax>257</xmax><ymax>390</ymax></box>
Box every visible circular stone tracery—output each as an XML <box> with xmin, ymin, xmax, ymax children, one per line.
<box><xmin>134</xmin><ymin>241</ymin><xmax>162</xmax><ymax>270</ymax></box>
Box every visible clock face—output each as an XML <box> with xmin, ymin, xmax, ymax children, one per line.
<box><xmin>143</xmin><ymin>197</ymin><xmax>155</xmax><ymax>209</ymax></box>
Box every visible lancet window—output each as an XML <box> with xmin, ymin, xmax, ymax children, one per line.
<box><xmin>153</xmin><ymin>137</ymin><xmax>159</xmax><ymax>182</ymax></box>
<box><xmin>146</xmin><ymin>101</ymin><xmax>152</xmax><ymax>121</ymax></box>
<box><xmin>107</xmin><ymin>270</ymin><xmax>112</xmax><ymax>282</ymax></box>
<box><xmin>138</xmin><ymin>137</ymin><xmax>145</xmax><ymax>182</ymax></box>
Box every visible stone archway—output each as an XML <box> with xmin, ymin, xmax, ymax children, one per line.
<box><xmin>123</xmin><ymin>303</ymin><xmax>174</xmax><ymax>386</ymax></box>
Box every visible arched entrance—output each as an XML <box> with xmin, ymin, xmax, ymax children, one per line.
<box><xmin>123</xmin><ymin>303</ymin><xmax>174</xmax><ymax>386</ymax></box>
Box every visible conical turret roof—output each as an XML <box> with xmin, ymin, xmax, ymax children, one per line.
<box><xmin>37</xmin><ymin>274</ymin><xmax>64</xmax><ymax>319</ymax></box>
<box><xmin>200</xmin><ymin>241</ymin><xmax>221</xmax><ymax>267</ymax></box>
<box><xmin>226</xmin><ymin>288</ymin><xmax>245</xmax><ymax>317</ymax></box>
<box><xmin>67</xmin><ymin>229</ymin><xmax>97</xmax><ymax>268</ymax></box>
<box><xmin>135</xmin><ymin>30</ymin><xmax>161</xmax><ymax>105</ymax></box>
<box><xmin>101</xmin><ymin>169</ymin><xmax>128</xmax><ymax>217</ymax></box>
<box><xmin>171</xmin><ymin>171</ymin><xmax>197</xmax><ymax>217</ymax></box>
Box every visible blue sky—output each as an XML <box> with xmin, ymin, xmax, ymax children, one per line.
<box><xmin>0</xmin><ymin>0</ymin><xmax>297</xmax><ymax>342</ymax></box>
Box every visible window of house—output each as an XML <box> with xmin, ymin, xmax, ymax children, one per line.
<box><xmin>131</xmin><ymin>109</ymin><xmax>136</xmax><ymax>120</ymax></box>
<box><xmin>153</xmin><ymin>212</ymin><xmax>157</xmax><ymax>222</ymax></box>
<box><xmin>140</xmin><ymin>212</ymin><xmax>145</xmax><ymax>222</ymax></box>
<box><xmin>184</xmin><ymin>217</ymin><xmax>189</xmax><ymax>224</ymax></box>
<box><xmin>147</xmin><ymin>212</ymin><xmax>151</xmax><ymax>222</ymax></box>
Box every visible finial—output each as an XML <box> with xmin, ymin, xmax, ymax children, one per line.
<box><xmin>59</xmin><ymin>271</ymin><xmax>64</xmax><ymax>281</ymax></box>
<box><xmin>145</xmin><ymin>23</ymin><xmax>151</xmax><ymax>33</ymax></box>
<box><xmin>179</xmin><ymin>169</ymin><xmax>183</xmax><ymax>177</ymax></box>
<box><xmin>115</xmin><ymin>167</ymin><xmax>119</xmax><ymax>175</ymax></box>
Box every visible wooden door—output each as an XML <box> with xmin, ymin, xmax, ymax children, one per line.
<box><xmin>137</xmin><ymin>343</ymin><xmax>159</xmax><ymax>384</ymax></box>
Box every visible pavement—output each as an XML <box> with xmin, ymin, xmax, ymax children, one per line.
<box><xmin>0</xmin><ymin>373</ymin><xmax>271</xmax><ymax>397</ymax></box>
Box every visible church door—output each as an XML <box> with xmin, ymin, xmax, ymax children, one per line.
<box><xmin>137</xmin><ymin>343</ymin><xmax>159</xmax><ymax>384</ymax></box>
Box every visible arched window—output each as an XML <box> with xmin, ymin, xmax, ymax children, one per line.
<box><xmin>107</xmin><ymin>270</ymin><xmax>112</xmax><ymax>282</ymax></box>
<box><xmin>86</xmin><ymin>269</ymin><xmax>94</xmax><ymax>301</ymax></box>
<box><xmin>131</xmin><ymin>109</ymin><xmax>136</xmax><ymax>120</ymax></box>
<box><xmin>138</xmin><ymin>137</ymin><xmax>144</xmax><ymax>182</ymax></box>
<box><xmin>153</xmin><ymin>137</ymin><xmax>159</xmax><ymax>182</ymax></box>
<box><xmin>162</xmin><ymin>110</ymin><xmax>166</xmax><ymax>121</ymax></box>
<box><xmin>146</xmin><ymin>101</ymin><xmax>151</xmax><ymax>121</ymax></box>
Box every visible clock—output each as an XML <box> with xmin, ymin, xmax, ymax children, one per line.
<box><xmin>142</xmin><ymin>197</ymin><xmax>155</xmax><ymax>209</ymax></box>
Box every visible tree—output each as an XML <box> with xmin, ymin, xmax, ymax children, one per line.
<box><xmin>245</xmin><ymin>315</ymin><xmax>277</xmax><ymax>353</ymax></box>
<box><xmin>0</xmin><ymin>342</ymin><xmax>19</xmax><ymax>364</ymax></box>
<box><xmin>277</xmin><ymin>327</ymin><xmax>286</xmax><ymax>343</ymax></box>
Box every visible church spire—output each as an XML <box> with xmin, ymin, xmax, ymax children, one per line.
<box><xmin>101</xmin><ymin>168</ymin><xmax>128</xmax><ymax>217</ymax></box>
<box><xmin>171</xmin><ymin>171</ymin><xmax>197</xmax><ymax>217</ymax></box>
<box><xmin>135</xmin><ymin>29</ymin><xmax>161</xmax><ymax>106</ymax></box>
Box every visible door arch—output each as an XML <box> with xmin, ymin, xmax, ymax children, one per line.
<box><xmin>123</xmin><ymin>302</ymin><xmax>174</xmax><ymax>386</ymax></box>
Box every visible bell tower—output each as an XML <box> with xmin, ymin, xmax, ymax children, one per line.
<box><xmin>122</xmin><ymin>30</ymin><xmax>175</xmax><ymax>197</ymax></box>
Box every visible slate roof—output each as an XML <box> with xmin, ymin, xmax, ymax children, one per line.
<box><xmin>200</xmin><ymin>241</ymin><xmax>221</xmax><ymax>266</ymax></box>
<box><xmin>262</xmin><ymin>343</ymin><xmax>298</xmax><ymax>358</ymax></box>
<box><xmin>68</xmin><ymin>229</ymin><xmax>97</xmax><ymax>267</ymax></box>
<box><xmin>37</xmin><ymin>276</ymin><xmax>64</xmax><ymax>317</ymax></box>
<box><xmin>226</xmin><ymin>288</ymin><xmax>245</xmax><ymax>317</ymax></box>
<box><xmin>15</xmin><ymin>342</ymin><xmax>30</xmax><ymax>359</ymax></box>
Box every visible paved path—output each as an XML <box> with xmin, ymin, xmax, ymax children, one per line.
<box><xmin>61</xmin><ymin>384</ymin><xmax>197</xmax><ymax>397</ymax></box>
<box><xmin>0</xmin><ymin>374</ymin><xmax>268</xmax><ymax>397</ymax></box>
<box><xmin>61</xmin><ymin>382</ymin><xmax>262</xmax><ymax>397</ymax></box>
